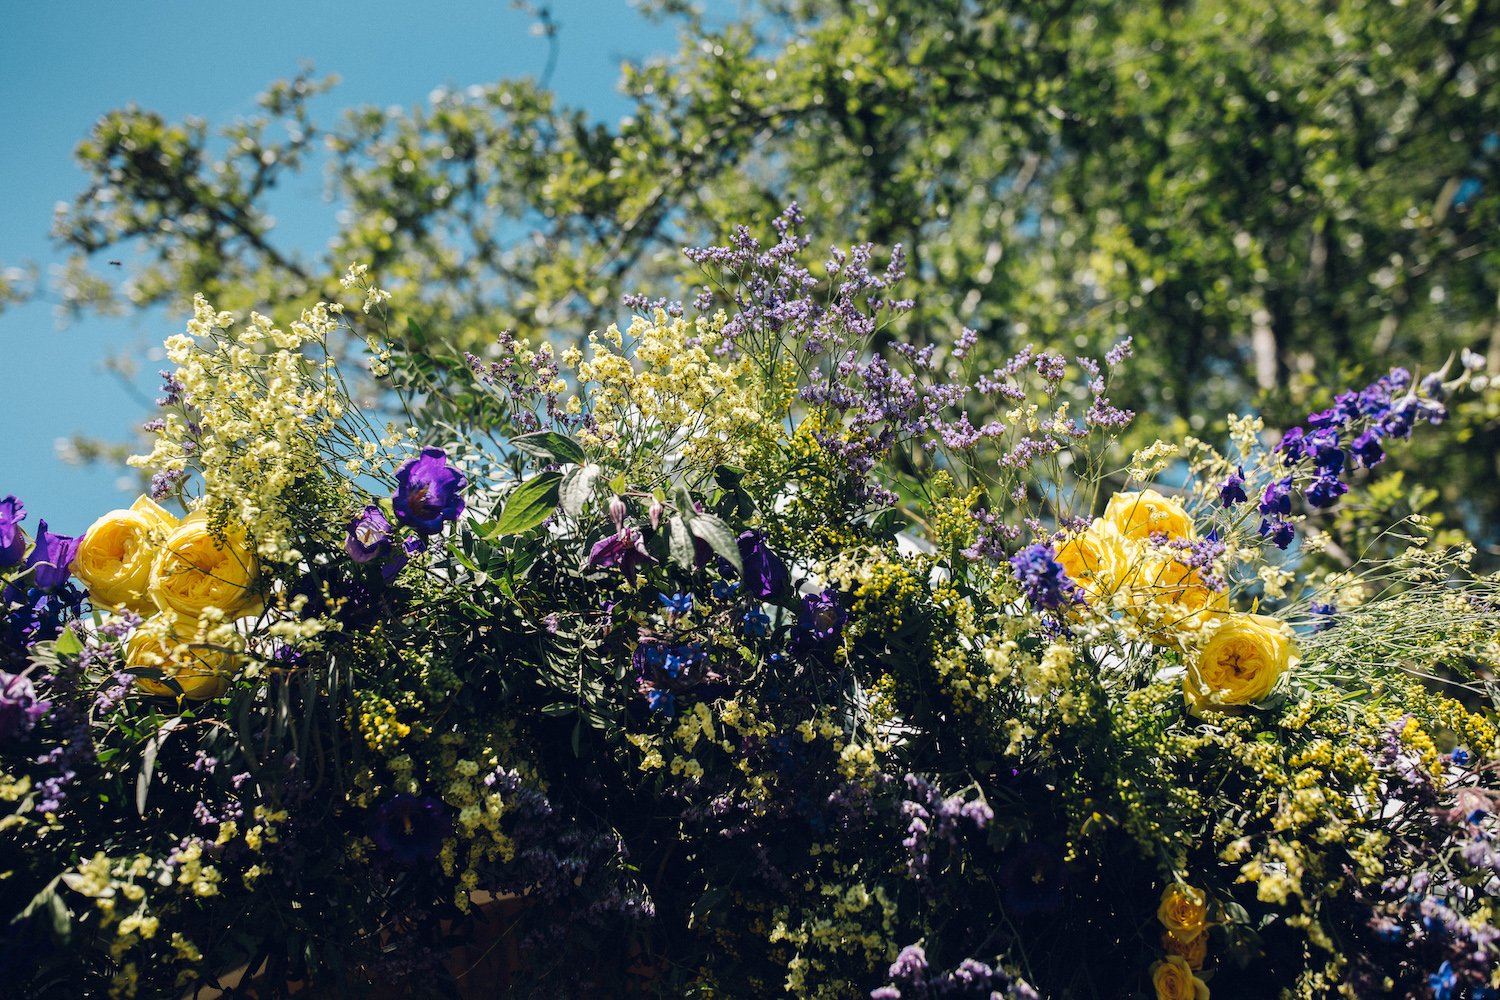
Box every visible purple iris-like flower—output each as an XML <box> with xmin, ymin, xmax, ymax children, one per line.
<box><xmin>0</xmin><ymin>671</ymin><xmax>49</xmax><ymax>740</ymax></box>
<box><xmin>345</xmin><ymin>505</ymin><xmax>394</xmax><ymax>563</ymax></box>
<box><xmin>1010</xmin><ymin>543</ymin><xmax>1081</xmax><ymax>612</ymax></box>
<box><xmin>1258</xmin><ymin>516</ymin><xmax>1296</xmax><ymax>550</ymax></box>
<box><xmin>25</xmin><ymin>521</ymin><xmax>78</xmax><ymax>592</ymax></box>
<box><xmin>0</xmin><ymin>496</ymin><xmax>26</xmax><ymax>568</ymax></box>
<box><xmin>1218</xmin><ymin>467</ymin><xmax>1248</xmax><ymax>507</ymax></box>
<box><xmin>797</xmin><ymin>590</ymin><xmax>847</xmax><ymax>643</ymax></box>
<box><xmin>1351</xmin><ymin>429</ymin><xmax>1384</xmax><ymax>469</ymax></box>
<box><xmin>586</xmin><ymin>527</ymin><xmax>657</xmax><ymax>576</ymax></box>
<box><xmin>737</xmin><ymin>531</ymin><xmax>789</xmax><ymax>600</ymax></box>
<box><xmin>1308</xmin><ymin>601</ymin><xmax>1338</xmax><ymax>632</ymax></box>
<box><xmin>392</xmin><ymin>447</ymin><xmax>467</xmax><ymax>535</ymax></box>
<box><xmin>1305</xmin><ymin>475</ymin><xmax>1349</xmax><ymax>509</ymax></box>
<box><xmin>1278</xmin><ymin>427</ymin><xmax>1306</xmax><ymax>462</ymax></box>
<box><xmin>369</xmin><ymin>794</ymin><xmax>450</xmax><ymax>864</ymax></box>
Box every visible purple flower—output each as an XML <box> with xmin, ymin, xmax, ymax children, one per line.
<box><xmin>1278</xmin><ymin>427</ymin><xmax>1307</xmax><ymax>462</ymax></box>
<box><xmin>369</xmin><ymin>794</ymin><xmax>450</xmax><ymax>865</ymax></box>
<box><xmin>1308</xmin><ymin>601</ymin><xmax>1338</xmax><ymax>632</ymax></box>
<box><xmin>345</xmin><ymin>505</ymin><xmax>394</xmax><ymax>563</ymax></box>
<box><xmin>1305</xmin><ymin>474</ymin><xmax>1349</xmax><ymax>509</ymax></box>
<box><xmin>0</xmin><ymin>671</ymin><xmax>49</xmax><ymax>740</ymax></box>
<box><xmin>797</xmin><ymin>590</ymin><xmax>847</xmax><ymax>643</ymax></box>
<box><xmin>0</xmin><ymin>496</ymin><xmax>25</xmax><ymax>568</ymax></box>
<box><xmin>392</xmin><ymin>447</ymin><xmax>467</xmax><ymax>535</ymax></box>
<box><xmin>1010</xmin><ymin>542</ymin><xmax>1081</xmax><ymax>612</ymax></box>
<box><xmin>25</xmin><ymin>521</ymin><xmax>78</xmax><ymax>592</ymax></box>
<box><xmin>1259</xmin><ymin>477</ymin><xmax>1293</xmax><ymax>518</ymax></box>
<box><xmin>737</xmin><ymin>530</ymin><xmax>789</xmax><ymax>600</ymax></box>
<box><xmin>1218</xmin><ymin>467</ymin><xmax>1247</xmax><ymax>507</ymax></box>
<box><xmin>1259</xmin><ymin>517</ymin><xmax>1296</xmax><ymax>550</ymax></box>
<box><xmin>586</xmin><ymin>527</ymin><xmax>657</xmax><ymax>576</ymax></box>
<box><xmin>1351</xmin><ymin>429</ymin><xmax>1385</xmax><ymax>468</ymax></box>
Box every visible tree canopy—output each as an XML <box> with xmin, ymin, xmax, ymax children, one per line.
<box><xmin>15</xmin><ymin>0</ymin><xmax>1500</xmax><ymax>545</ymax></box>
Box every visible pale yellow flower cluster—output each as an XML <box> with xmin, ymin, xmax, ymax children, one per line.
<box><xmin>73</xmin><ymin>498</ymin><xmax>261</xmax><ymax>701</ymax></box>
<box><xmin>129</xmin><ymin>293</ymin><xmax>352</xmax><ymax>564</ymax></box>
<box><xmin>568</xmin><ymin>309</ymin><xmax>778</xmax><ymax>474</ymax></box>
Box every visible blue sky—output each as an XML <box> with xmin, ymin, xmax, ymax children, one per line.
<box><xmin>0</xmin><ymin>0</ymin><xmax>678</xmax><ymax>535</ymax></box>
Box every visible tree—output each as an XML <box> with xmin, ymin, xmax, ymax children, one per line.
<box><xmin>16</xmin><ymin>0</ymin><xmax>1500</xmax><ymax>544</ymax></box>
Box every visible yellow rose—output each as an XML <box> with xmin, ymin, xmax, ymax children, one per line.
<box><xmin>149</xmin><ymin>513</ymin><xmax>262</xmax><ymax>620</ymax></box>
<box><xmin>1130</xmin><ymin>555</ymin><xmax>1229</xmax><ymax>639</ymax></box>
<box><xmin>1056</xmin><ymin>521</ymin><xmax>1129</xmax><ymax>603</ymax></box>
<box><xmin>1104</xmin><ymin>489</ymin><xmax>1196</xmax><ymax>544</ymax></box>
<box><xmin>126</xmin><ymin>615</ymin><xmax>241</xmax><ymax>701</ymax></box>
<box><xmin>1157</xmin><ymin>883</ymin><xmax>1209</xmax><ymax>943</ymax></box>
<box><xmin>1162</xmin><ymin>930</ymin><xmax>1208</xmax><ymax>970</ymax></box>
<box><xmin>1150</xmin><ymin>955</ymin><xmax>1209</xmax><ymax>1000</ymax></box>
<box><xmin>1185</xmin><ymin>613</ymin><xmax>1297</xmax><ymax>710</ymax></box>
<box><xmin>72</xmin><ymin>497</ymin><xmax>180</xmax><ymax>615</ymax></box>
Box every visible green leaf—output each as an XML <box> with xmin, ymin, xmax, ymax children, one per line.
<box><xmin>510</xmin><ymin>430</ymin><xmax>585</xmax><ymax>466</ymax></box>
<box><xmin>491</xmin><ymin>471</ymin><xmax>564</xmax><ymax>536</ymax></box>
<box><xmin>668</xmin><ymin>515</ymin><xmax>696</xmax><ymax>570</ymax></box>
<box><xmin>136</xmin><ymin>716</ymin><xmax>184</xmax><ymax>816</ymax></box>
<box><xmin>559</xmin><ymin>464</ymin><xmax>603</xmax><ymax>518</ymax></box>
<box><xmin>53</xmin><ymin>626</ymin><xmax>83</xmax><ymax>658</ymax></box>
<box><xmin>688</xmin><ymin>513</ymin><xmax>742</xmax><ymax>574</ymax></box>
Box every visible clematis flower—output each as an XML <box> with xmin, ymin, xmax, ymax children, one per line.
<box><xmin>392</xmin><ymin>448</ymin><xmax>467</xmax><ymax>535</ymax></box>
<box><xmin>797</xmin><ymin>589</ymin><xmax>847</xmax><ymax>644</ymax></box>
<box><xmin>369</xmin><ymin>794</ymin><xmax>450</xmax><ymax>865</ymax></box>
<box><xmin>586</xmin><ymin>527</ymin><xmax>657</xmax><ymax>576</ymax></box>
<box><xmin>0</xmin><ymin>496</ymin><xmax>25</xmax><ymax>568</ymax></box>
<box><xmin>345</xmin><ymin>505</ymin><xmax>394</xmax><ymax>563</ymax></box>
<box><xmin>737</xmin><ymin>530</ymin><xmax>789</xmax><ymax>600</ymax></box>
<box><xmin>25</xmin><ymin>521</ymin><xmax>79</xmax><ymax>592</ymax></box>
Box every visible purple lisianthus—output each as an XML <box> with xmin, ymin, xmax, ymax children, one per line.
<box><xmin>586</xmin><ymin>527</ymin><xmax>657</xmax><ymax>576</ymax></box>
<box><xmin>797</xmin><ymin>590</ymin><xmax>847</xmax><ymax>643</ymax></box>
<box><xmin>0</xmin><ymin>671</ymin><xmax>49</xmax><ymax>740</ymax></box>
<box><xmin>25</xmin><ymin>521</ymin><xmax>78</xmax><ymax>592</ymax></box>
<box><xmin>392</xmin><ymin>447</ymin><xmax>467</xmax><ymax>535</ymax></box>
<box><xmin>345</xmin><ymin>505</ymin><xmax>394</xmax><ymax>563</ymax></box>
<box><xmin>0</xmin><ymin>496</ymin><xmax>25</xmax><ymax>568</ymax></box>
<box><xmin>369</xmin><ymin>794</ymin><xmax>450</xmax><ymax>864</ymax></box>
<box><xmin>737</xmin><ymin>530</ymin><xmax>789</xmax><ymax>600</ymax></box>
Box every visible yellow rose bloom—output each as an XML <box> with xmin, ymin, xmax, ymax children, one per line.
<box><xmin>1157</xmin><ymin>883</ymin><xmax>1209</xmax><ymax>942</ymax></box>
<box><xmin>1150</xmin><ymin>955</ymin><xmax>1209</xmax><ymax>1000</ymax></box>
<box><xmin>149</xmin><ymin>513</ymin><xmax>262</xmax><ymax>620</ymax></box>
<box><xmin>126</xmin><ymin>615</ymin><xmax>241</xmax><ymax>701</ymax></box>
<box><xmin>1162</xmin><ymin>930</ymin><xmax>1208</xmax><ymax>970</ymax></box>
<box><xmin>1185</xmin><ymin>613</ymin><xmax>1298</xmax><ymax>711</ymax></box>
<box><xmin>1055</xmin><ymin>521</ymin><xmax>1129</xmax><ymax>603</ymax></box>
<box><xmin>72</xmin><ymin>497</ymin><xmax>180</xmax><ymax>616</ymax></box>
<box><xmin>1104</xmin><ymin>489</ymin><xmax>1196</xmax><ymax>544</ymax></box>
<box><xmin>1131</xmin><ymin>555</ymin><xmax>1229</xmax><ymax>639</ymax></box>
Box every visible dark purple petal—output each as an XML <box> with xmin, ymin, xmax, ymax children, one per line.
<box><xmin>392</xmin><ymin>448</ymin><xmax>467</xmax><ymax>535</ymax></box>
<box><xmin>345</xmin><ymin>505</ymin><xmax>394</xmax><ymax>563</ymax></box>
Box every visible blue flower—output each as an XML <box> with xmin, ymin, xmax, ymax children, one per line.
<box><xmin>1308</xmin><ymin>601</ymin><xmax>1338</xmax><ymax>632</ymax></box>
<box><xmin>711</xmin><ymin>578</ymin><xmax>739</xmax><ymax>600</ymax></box>
<box><xmin>646</xmin><ymin>688</ymin><xmax>675</xmax><ymax>717</ymax></box>
<box><xmin>1351</xmin><ymin>429</ymin><xmax>1384</xmax><ymax>468</ymax></box>
<box><xmin>1429</xmin><ymin>960</ymin><xmax>1457</xmax><ymax>1000</ymax></box>
<box><xmin>1306</xmin><ymin>474</ymin><xmax>1349</xmax><ymax>509</ymax></box>
<box><xmin>1451</xmin><ymin>747</ymin><xmax>1471</xmax><ymax>767</ymax></box>
<box><xmin>1259</xmin><ymin>516</ymin><xmax>1295</xmax><ymax>550</ymax></box>
<box><xmin>659</xmin><ymin>592</ymin><xmax>694</xmax><ymax>616</ymax></box>
<box><xmin>0</xmin><ymin>496</ymin><xmax>25</xmax><ymax>568</ymax></box>
<box><xmin>741</xmin><ymin>609</ymin><xmax>771</xmax><ymax>638</ymax></box>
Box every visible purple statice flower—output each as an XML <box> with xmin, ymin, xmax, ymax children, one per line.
<box><xmin>1219</xmin><ymin>466</ymin><xmax>1248</xmax><ymax>507</ymax></box>
<box><xmin>1010</xmin><ymin>542</ymin><xmax>1081</xmax><ymax>613</ymax></box>
<box><xmin>24</xmin><ymin>521</ymin><xmax>78</xmax><ymax>593</ymax></box>
<box><xmin>797</xmin><ymin>590</ymin><xmax>847</xmax><ymax>644</ymax></box>
<box><xmin>0</xmin><ymin>671</ymin><xmax>49</xmax><ymax>740</ymax></box>
<box><xmin>392</xmin><ymin>447</ymin><xmax>467</xmax><ymax>535</ymax></box>
<box><xmin>1105</xmin><ymin>336</ymin><xmax>1134</xmax><ymax>366</ymax></box>
<box><xmin>149</xmin><ymin>468</ymin><xmax>187</xmax><ymax>501</ymax></box>
<box><xmin>369</xmin><ymin>794</ymin><xmax>450</xmax><ymax>864</ymax></box>
<box><xmin>345</xmin><ymin>504</ymin><xmax>394</xmax><ymax>563</ymax></box>
<box><xmin>585</xmin><ymin>527</ymin><xmax>657</xmax><ymax>576</ymax></box>
<box><xmin>0</xmin><ymin>496</ymin><xmax>25</xmax><ymax>567</ymax></box>
<box><xmin>737</xmin><ymin>530</ymin><xmax>789</xmax><ymax>600</ymax></box>
<box><xmin>872</xmin><ymin>939</ymin><xmax>1037</xmax><ymax>1000</ymax></box>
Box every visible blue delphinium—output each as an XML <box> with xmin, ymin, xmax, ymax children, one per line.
<box><xmin>1009</xmin><ymin>543</ymin><xmax>1081</xmax><ymax>613</ymax></box>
